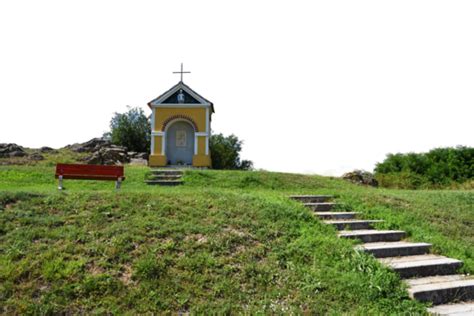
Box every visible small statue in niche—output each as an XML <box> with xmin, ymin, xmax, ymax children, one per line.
<box><xmin>177</xmin><ymin>89</ymin><xmax>185</xmax><ymax>104</ymax></box>
<box><xmin>176</xmin><ymin>130</ymin><xmax>186</xmax><ymax>147</ymax></box>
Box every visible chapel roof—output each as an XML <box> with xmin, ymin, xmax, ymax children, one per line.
<box><xmin>147</xmin><ymin>81</ymin><xmax>214</xmax><ymax>113</ymax></box>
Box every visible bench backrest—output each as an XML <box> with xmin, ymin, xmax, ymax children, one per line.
<box><xmin>55</xmin><ymin>163</ymin><xmax>125</xmax><ymax>181</ymax></box>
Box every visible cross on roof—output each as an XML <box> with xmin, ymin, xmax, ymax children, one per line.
<box><xmin>173</xmin><ymin>63</ymin><xmax>191</xmax><ymax>82</ymax></box>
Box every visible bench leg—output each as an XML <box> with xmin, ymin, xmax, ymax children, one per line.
<box><xmin>115</xmin><ymin>177</ymin><xmax>122</xmax><ymax>190</ymax></box>
<box><xmin>58</xmin><ymin>175</ymin><xmax>63</xmax><ymax>190</ymax></box>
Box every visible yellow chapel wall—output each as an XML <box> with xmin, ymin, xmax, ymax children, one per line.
<box><xmin>154</xmin><ymin>108</ymin><xmax>207</xmax><ymax>132</ymax></box>
<box><xmin>197</xmin><ymin>136</ymin><xmax>206</xmax><ymax>155</ymax></box>
<box><xmin>150</xmin><ymin>106</ymin><xmax>211</xmax><ymax>167</ymax></box>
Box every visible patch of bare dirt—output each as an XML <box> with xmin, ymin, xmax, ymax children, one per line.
<box><xmin>185</xmin><ymin>234</ymin><xmax>208</xmax><ymax>244</ymax></box>
<box><xmin>86</xmin><ymin>262</ymin><xmax>105</xmax><ymax>276</ymax></box>
<box><xmin>119</xmin><ymin>265</ymin><xmax>133</xmax><ymax>285</ymax></box>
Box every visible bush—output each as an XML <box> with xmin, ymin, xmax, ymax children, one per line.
<box><xmin>210</xmin><ymin>133</ymin><xmax>253</xmax><ymax>170</ymax></box>
<box><xmin>375</xmin><ymin>172</ymin><xmax>431</xmax><ymax>190</ymax></box>
<box><xmin>374</xmin><ymin>146</ymin><xmax>474</xmax><ymax>188</ymax></box>
<box><xmin>107</xmin><ymin>107</ymin><xmax>150</xmax><ymax>153</ymax></box>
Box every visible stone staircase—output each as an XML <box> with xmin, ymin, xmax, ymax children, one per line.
<box><xmin>145</xmin><ymin>169</ymin><xmax>184</xmax><ymax>186</ymax></box>
<box><xmin>290</xmin><ymin>195</ymin><xmax>474</xmax><ymax>315</ymax></box>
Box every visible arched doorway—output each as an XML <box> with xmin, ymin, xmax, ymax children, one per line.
<box><xmin>165</xmin><ymin>120</ymin><xmax>195</xmax><ymax>165</ymax></box>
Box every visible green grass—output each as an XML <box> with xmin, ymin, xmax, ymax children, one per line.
<box><xmin>0</xmin><ymin>148</ymin><xmax>89</xmax><ymax>167</ymax></box>
<box><xmin>0</xmin><ymin>162</ymin><xmax>472</xmax><ymax>314</ymax></box>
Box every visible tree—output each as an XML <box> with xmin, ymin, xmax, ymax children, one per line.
<box><xmin>108</xmin><ymin>107</ymin><xmax>150</xmax><ymax>153</ymax></box>
<box><xmin>210</xmin><ymin>133</ymin><xmax>253</xmax><ymax>170</ymax></box>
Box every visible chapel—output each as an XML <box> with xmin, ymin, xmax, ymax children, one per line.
<box><xmin>147</xmin><ymin>65</ymin><xmax>214</xmax><ymax>167</ymax></box>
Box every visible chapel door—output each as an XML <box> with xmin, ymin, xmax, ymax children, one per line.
<box><xmin>166</xmin><ymin>121</ymin><xmax>194</xmax><ymax>165</ymax></box>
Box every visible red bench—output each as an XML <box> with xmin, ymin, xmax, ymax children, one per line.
<box><xmin>55</xmin><ymin>163</ymin><xmax>125</xmax><ymax>190</ymax></box>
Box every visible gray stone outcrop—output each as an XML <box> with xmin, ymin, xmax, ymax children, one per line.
<box><xmin>0</xmin><ymin>143</ymin><xmax>27</xmax><ymax>158</ymax></box>
<box><xmin>68</xmin><ymin>138</ymin><xmax>148</xmax><ymax>165</ymax></box>
<box><xmin>65</xmin><ymin>138</ymin><xmax>112</xmax><ymax>153</ymax></box>
<box><xmin>83</xmin><ymin>145</ymin><xmax>130</xmax><ymax>165</ymax></box>
<box><xmin>342</xmin><ymin>170</ymin><xmax>378</xmax><ymax>187</ymax></box>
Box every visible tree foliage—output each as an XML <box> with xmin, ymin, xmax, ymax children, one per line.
<box><xmin>374</xmin><ymin>146</ymin><xmax>474</xmax><ymax>188</ymax></box>
<box><xmin>109</xmin><ymin>107</ymin><xmax>150</xmax><ymax>153</ymax></box>
<box><xmin>210</xmin><ymin>133</ymin><xmax>253</xmax><ymax>170</ymax></box>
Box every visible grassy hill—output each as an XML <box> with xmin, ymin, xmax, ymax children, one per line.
<box><xmin>0</xmin><ymin>164</ymin><xmax>472</xmax><ymax>314</ymax></box>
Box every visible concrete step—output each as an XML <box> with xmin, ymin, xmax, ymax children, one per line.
<box><xmin>149</xmin><ymin>170</ymin><xmax>183</xmax><ymax>176</ymax></box>
<box><xmin>315</xmin><ymin>211</ymin><xmax>359</xmax><ymax>220</ymax></box>
<box><xmin>290</xmin><ymin>195</ymin><xmax>333</xmax><ymax>203</ymax></box>
<box><xmin>339</xmin><ymin>229</ymin><xmax>406</xmax><ymax>243</ymax></box>
<box><xmin>406</xmin><ymin>275</ymin><xmax>474</xmax><ymax>306</ymax></box>
<box><xmin>304</xmin><ymin>202</ymin><xmax>336</xmax><ymax>211</ymax></box>
<box><xmin>324</xmin><ymin>219</ymin><xmax>383</xmax><ymax>231</ymax></box>
<box><xmin>145</xmin><ymin>180</ymin><xmax>183</xmax><ymax>186</ymax></box>
<box><xmin>379</xmin><ymin>254</ymin><xmax>463</xmax><ymax>279</ymax></box>
<box><xmin>148</xmin><ymin>175</ymin><xmax>183</xmax><ymax>181</ymax></box>
<box><xmin>428</xmin><ymin>301</ymin><xmax>474</xmax><ymax>315</ymax></box>
<box><xmin>356</xmin><ymin>241</ymin><xmax>432</xmax><ymax>258</ymax></box>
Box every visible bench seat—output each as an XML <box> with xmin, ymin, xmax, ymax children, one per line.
<box><xmin>55</xmin><ymin>163</ymin><xmax>125</xmax><ymax>189</ymax></box>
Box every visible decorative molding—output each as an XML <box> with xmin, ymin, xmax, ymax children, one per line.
<box><xmin>151</xmin><ymin>104</ymin><xmax>211</xmax><ymax>109</ymax></box>
<box><xmin>162</xmin><ymin>115</ymin><xmax>198</xmax><ymax>132</ymax></box>
<box><xmin>195</xmin><ymin>132</ymin><xmax>208</xmax><ymax>136</ymax></box>
<box><xmin>151</xmin><ymin>131</ymin><xmax>164</xmax><ymax>136</ymax></box>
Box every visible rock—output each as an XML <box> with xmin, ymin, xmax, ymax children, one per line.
<box><xmin>128</xmin><ymin>151</ymin><xmax>148</xmax><ymax>160</ymax></box>
<box><xmin>29</xmin><ymin>152</ymin><xmax>44</xmax><ymax>161</ymax></box>
<box><xmin>66</xmin><ymin>138</ymin><xmax>149</xmax><ymax>165</ymax></box>
<box><xmin>65</xmin><ymin>138</ymin><xmax>112</xmax><ymax>153</ymax></box>
<box><xmin>39</xmin><ymin>146</ymin><xmax>56</xmax><ymax>153</ymax></box>
<box><xmin>84</xmin><ymin>152</ymin><xmax>102</xmax><ymax>165</ymax></box>
<box><xmin>83</xmin><ymin>146</ymin><xmax>130</xmax><ymax>165</ymax></box>
<box><xmin>342</xmin><ymin>170</ymin><xmax>378</xmax><ymax>187</ymax></box>
<box><xmin>10</xmin><ymin>150</ymin><xmax>27</xmax><ymax>157</ymax></box>
<box><xmin>135</xmin><ymin>152</ymin><xmax>149</xmax><ymax>160</ymax></box>
<box><xmin>83</xmin><ymin>152</ymin><xmax>98</xmax><ymax>164</ymax></box>
<box><xmin>129</xmin><ymin>158</ymin><xmax>148</xmax><ymax>166</ymax></box>
<box><xmin>0</xmin><ymin>143</ymin><xmax>27</xmax><ymax>158</ymax></box>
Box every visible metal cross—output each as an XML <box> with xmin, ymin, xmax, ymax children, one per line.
<box><xmin>173</xmin><ymin>63</ymin><xmax>191</xmax><ymax>82</ymax></box>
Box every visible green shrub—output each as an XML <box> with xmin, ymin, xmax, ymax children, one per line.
<box><xmin>375</xmin><ymin>146</ymin><xmax>474</xmax><ymax>188</ymax></box>
<box><xmin>375</xmin><ymin>172</ymin><xmax>431</xmax><ymax>189</ymax></box>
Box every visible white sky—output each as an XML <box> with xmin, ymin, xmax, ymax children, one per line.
<box><xmin>1</xmin><ymin>1</ymin><xmax>473</xmax><ymax>175</ymax></box>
